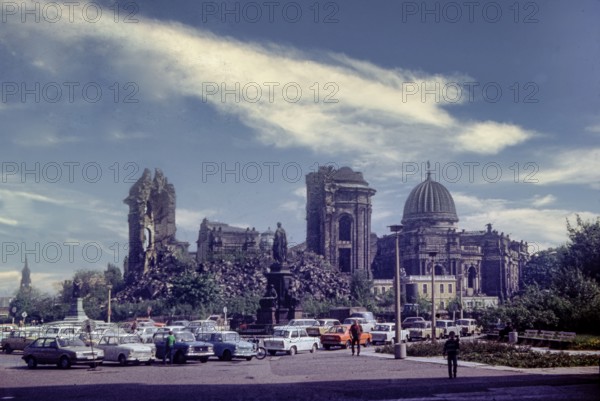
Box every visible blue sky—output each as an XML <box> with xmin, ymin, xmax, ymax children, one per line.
<box><xmin>1</xmin><ymin>0</ymin><xmax>599</xmax><ymax>295</ymax></box>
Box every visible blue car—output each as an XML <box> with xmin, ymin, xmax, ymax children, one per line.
<box><xmin>153</xmin><ymin>331</ymin><xmax>213</xmax><ymax>363</ymax></box>
<box><xmin>197</xmin><ymin>331</ymin><xmax>255</xmax><ymax>361</ymax></box>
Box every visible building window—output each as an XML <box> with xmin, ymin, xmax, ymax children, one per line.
<box><xmin>422</xmin><ymin>284</ymin><xmax>427</xmax><ymax>294</ymax></box>
<box><xmin>338</xmin><ymin>215</ymin><xmax>352</xmax><ymax>241</ymax></box>
<box><xmin>440</xmin><ymin>284</ymin><xmax>444</xmax><ymax>294</ymax></box>
<box><xmin>449</xmin><ymin>284</ymin><xmax>453</xmax><ymax>293</ymax></box>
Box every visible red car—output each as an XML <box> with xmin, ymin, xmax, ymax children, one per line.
<box><xmin>320</xmin><ymin>324</ymin><xmax>372</xmax><ymax>350</ymax></box>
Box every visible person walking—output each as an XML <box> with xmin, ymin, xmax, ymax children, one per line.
<box><xmin>443</xmin><ymin>331</ymin><xmax>460</xmax><ymax>378</ymax></box>
<box><xmin>163</xmin><ymin>330</ymin><xmax>176</xmax><ymax>365</ymax></box>
<box><xmin>349</xmin><ymin>320</ymin><xmax>363</xmax><ymax>356</ymax></box>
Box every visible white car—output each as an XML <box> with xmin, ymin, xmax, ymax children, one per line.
<box><xmin>273</xmin><ymin>319</ymin><xmax>319</xmax><ymax>331</ymax></box>
<box><xmin>343</xmin><ymin>317</ymin><xmax>375</xmax><ymax>333</ymax></box>
<box><xmin>264</xmin><ymin>327</ymin><xmax>320</xmax><ymax>356</ymax></box>
<box><xmin>136</xmin><ymin>326</ymin><xmax>159</xmax><ymax>343</ymax></box>
<box><xmin>455</xmin><ymin>318</ymin><xmax>481</xmax><ymax>336</ymax></box>
<box><xmin>371</xmin><ymin>323</ymin><xmax>409</xmax><ymax>345</ymax></box>
<box><xmin>96</xmin><ymin>334</ymin><xmax>156</xmax><ymax>366</ymax></box>
<box><xmin>435</xmin><ymin>320</ymin><xmax>460</xmax><ymax>339</ymax></box>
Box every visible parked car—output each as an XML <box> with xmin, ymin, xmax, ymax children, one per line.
<box><xmin>408</xmin><ymin>321</ymin><xmax>444</xmax><ymax>341</ymax></box>
<box><xmin>153</xmin><ymin>331</ymin><xmax>213</xmax><ymax>364</ymax></box>
<box><xmin>22</xmin><ymin>337</ymin><xmax>103</xmax><ymax>369</ymax></box>
<box><xmin>187</xmin><ymin>320</ymin><xmax>217</xmax><ymax>334</ymax></box>
<box><xmin>455</xmin><ymin>318</ymin><xmax>481</xmax><ymax>336</ymax></box>
<box><xmin>96</xmin><ymin>334</ymin><xmax>155</xmax><ymax>365</ymax></box>
<box><xmin>402</xmin><ymin>317</ymin><xmax>425</xmax><ymax>329</ymax></box>
<box><xmin>342</xmin><ymin>317</ymin><xmax>375</xmax><ymax>333</ymax></box>
<box><xmin>305</xmin><ymin>319</ymin><xmax>341</xmax><ymax>337</ymax></box>
<box><xmin>136</xmin><ymin>326</ymin><xmax>159</xmax><ymax>343</ymax></box>
<box><xmin>42</xmin><ymin>325</ymin><xmax>80</xmax><ymax>338</ymax></box>
<box><xmin>370</xmin><ymin>323</ymin><xmax>409</xmax><ymax>345</ymax></box>
<box><xmin>349</xmin><ymin>311</ymin><xmax>377</xmax><ymax>331</ymax></box>
<box><xmin>263</xmin><ymin>327</ymin><xmax>321</xmax><ymax>356</ymax></box>
<box><xmin>273</xmin><ymin>319</ymin><xmax>319</xmax><ymax>331</ymax></box>
<box><xmin>435</xmin><ymin>320</ymin><xmax>461</xmax><ymax>339</ymax></box>
<box><xmin>1</xmin><ymin>329</ymin><xmax>40</xmax><ymax>354</ymax></box>
<box><xmin>320</xmin><ymin>324</ymin><xmax>372</xmax><ymax>350</ymax></box>
<box><xmin>171</xmin><ymin>320</ymin><xmax>190</xmax><ymax>327</ymax></box>
<box><xmin>197</xmin><ymin>331</ymin><xmax>256</xmax><ymax>361</ymax></box>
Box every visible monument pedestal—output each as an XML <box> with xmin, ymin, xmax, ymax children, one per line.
<box><xmin>256</xmin><ymin>264</ymin><xmax>302</xmax><ymax>326</ymax></box>
<box><xmin>63</xmin><ymin>298</ymin><xmax>89</xmax><ymax>322</ymax></box>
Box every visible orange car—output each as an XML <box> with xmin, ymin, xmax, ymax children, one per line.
<box><xmin>320</xmin><ymin>324</ymin><xmax>372</xmax><ymax>350</ymax></box>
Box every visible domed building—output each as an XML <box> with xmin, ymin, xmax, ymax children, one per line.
<box><xmin>372</xmin><ymin>171</ymin><xmax>529</xmax><ymax>310</ymax></box>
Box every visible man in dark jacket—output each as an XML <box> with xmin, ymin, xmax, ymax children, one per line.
<box><xmin>442</xmin><ymin>331</ymin><xmax>460</xmax><ymax>378</ymax></box>
<box><xmin>350</xmin><ymin>320</ymin><xmax>363</xmax><ymax>356</ymax></box>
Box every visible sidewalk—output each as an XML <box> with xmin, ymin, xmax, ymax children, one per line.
<box><xmin>367</xmin><ymin>348</ymin><xmax>600</xmax><ymax>375</ymax></box>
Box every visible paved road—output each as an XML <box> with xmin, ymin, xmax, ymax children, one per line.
<box><xmin>0</xmin><ymin>346</ymin><xmax>598</xmax><ymax>401</ymax></box>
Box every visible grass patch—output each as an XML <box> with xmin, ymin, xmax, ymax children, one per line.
<box><xmin>376</xmin><ymin>340</ymin><xmax>600</xmax><ymax>368</ymax></box>
<box><xmin>569</xmin><ymin>335</ymin><xmax>600</xmax><ymax>350</ymax></box>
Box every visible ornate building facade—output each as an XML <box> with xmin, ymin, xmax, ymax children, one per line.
<box><xmin>196</xmin><ymin>218</ymin><xmax>264</xmax><ymax>262</ymax></box>
<box><xmin>306</xmin><ymin>166</ymin><xmax>376</xmax><ymax>276</ymax></box>
<box><xmin>372</xmin><ymin>171</ymin><xmax>529</xmax><ymax>306</ymax></box>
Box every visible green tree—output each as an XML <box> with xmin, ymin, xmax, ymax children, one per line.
<box><xmin>349</xmin><ymin>271</ymin><xmax>376</xmax><ymax>310</ymax></box>
<box><xmin>565</xmin><ymin>215</ymin><xmax>600</xmax><ymax>282</ymax></box>
<box><xmin>168</xmin><ymin>270</ymin><xmax>222</xmax><ymax>311</ymax></box>
<box><xmin>522</xmin><ymin>248</ymin><xmax>565</xmax><ymax>289</ymax></box>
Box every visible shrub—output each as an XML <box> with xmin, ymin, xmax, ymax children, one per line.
<box><xmin>376</xmin><ymin>340</ymin><xmax>600</xmax><ymax>368</ymax></box>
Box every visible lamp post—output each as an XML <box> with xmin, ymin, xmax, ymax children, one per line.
<box><xmin>428</xmin><ymin>251</ymin><xmax>437</xmax><ymax>343</ymax></box>
<box><xmin>107</xmin><ymin>284</ymin><xmax>112</xmax><ymax>324</ymax></box>
<box><xmin>389</xmin><ymin>224</ymin><xmax>406</xmax><ymax>359</ymax></box>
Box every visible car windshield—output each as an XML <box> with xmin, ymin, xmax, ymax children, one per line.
<box><xmin>374</xmin><ymin>325</ymin><xmax>392</xmax><ymax>331</ymax></box>
<box><xmin>436</xmin><ymin>322</ymin><xmax>448</xmax><ymax>328</ymax></box>
<box><xmin>120</xmin><ymin>336</ymin><xmax>141</xmax><ymax>344</ymax></box>
<box><xmin>176</xmin><ymin>332</ymin><xmax>196</xmax><ymax>342</ymax></box>
<box><xmin>328</xmin><ymin>326</ymin><xmax>346</xmax><ymax>334</ymax></box>
<box><xmin>456</xmin><ymin>320</ymin><xmax>471</xmax><ymax>325</ymax></box>
<box><xmin>412</xmin><ymin>322</ymin><xmax>429</xmax><ymax>328</ymax></box>
<box><xmin>273</xmin><ymin>330</ymin><xmax>291</xmax><ymax>337</ymax></box>
<box><xmin>58</xmin><ymin>338</ymin><xmax>86</xmax><ymax>347</ymax></box>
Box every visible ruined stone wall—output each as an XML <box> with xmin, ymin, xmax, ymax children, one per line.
<box><xmin>123</xmin><ymin>168</ymin><xmax>188</xmax><ymax>284</ymax></box>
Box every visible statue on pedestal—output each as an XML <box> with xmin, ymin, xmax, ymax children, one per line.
<box><xmin>272</xmin><ymin>222</ymin><xmax>287</xmax><ymax>264</ymax></box>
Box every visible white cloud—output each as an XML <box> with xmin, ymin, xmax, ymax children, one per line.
<box><xmin>452</xmin><ymin>192</ymin><xmax>597</xmax><ymax>250</ymax></box>
<box><xmin>0</xmin><ymin>216</ymin><xmax>19</xmax><ymax>226</ymax></box>
<box><xmin>7</xmin><ymin>1</ymin><xmax>536</xmax><ymax>163</ymax></box>
<box><xmin>454</xmin><ymin>121</ymin><xmax>536</xmax><ymax>154</ymax></box>
<box><xmin>585</xmin><ymin>124</ymin><xmax>600</xmax><ymax>133</ymax></box>
<box><xmin>530</xmin><ymin>194</ymin><xmax>556</xmax><ymax>207</ymax></box>
<box><xmin>537</xmin><ymin>148</ymin><xmax>600</xmax><ymax>188</ymax></box>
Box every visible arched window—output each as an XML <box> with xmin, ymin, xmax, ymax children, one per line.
<box><xmin>468</xmin><ymin>266</ymin><xmax>477</xmax><ymax>288</ymax></box>
<box><xmin>338</xmin><ymin>215</ymin><xmax>352</xmax><ymax>241</ymax></box>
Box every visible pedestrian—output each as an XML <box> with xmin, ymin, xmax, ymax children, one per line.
<box><xmin>349</xmin><ymin>319</ymin><xmax>363</xmax><ymax>356</ymax></box>
<box><xmin>163</xmin><ymin>330</ymin><xmax>176</xmax><ymax>365</ymax></box>
<box><xmin>442</xmin><ymin>331</ymin><xmax>460</xmax><ymax>379</ymax></box>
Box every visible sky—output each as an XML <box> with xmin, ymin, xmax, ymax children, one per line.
<box><xmin>0</xmin><ymin>0</ymin><xmax>599</xmax><ymax>295</ymax></box>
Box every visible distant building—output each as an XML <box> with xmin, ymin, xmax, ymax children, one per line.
<box><xmin>372</xmin><ymin>171</ymin><xmax>529</xmax><ymax>307</ymax></box>
<box><xmin>20</xmin><ymin>257</ymin><xmax>32</xmax><ymax>293</ymax></box>
<box><xmin>196</xmin><ymin>218</ymin><xmax>264</xmax><ymax>262</ymax></box>
<box><xmin>305</xmin><ymin>166</ymin><xmax>376</xmax><ymax>276</ymax></box>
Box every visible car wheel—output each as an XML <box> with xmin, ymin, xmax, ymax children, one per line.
<box><xmin>4</xmin><ymin>345</ymin><xmax>12</xmax><ymax>354</ymax></box>
<box><xmin>118</xmin><ymin>354</ymin><xmax>128</xmax><ymax>366</ymax></box>
<box><xmin>343</xmin><ymin>341</ymin><xmax>351</xmax><ymax>349</ymax></box>
<box><xmin>200</xmin><ymin>357</ymin><xmax>209</xmax><ymax>363</ymax></box>
<box><xmin>246</xmin><ymin>356</ymin><xmax>253</xmax><ymax>361</ymax></box>
<box><xmin>145</xmin><ymin>360</ymin><xmax>153</xmax><ymax>366</ymax></box>
<box><xmin>310</xmin><ymin>343</ymin><xmax>317</xmax><ymax>353</ymax></box>
<box><xmin>268</xmin><ymin>350</ymin><xmax>277</xmax><ymax>356</ymax></box>
<box><xmin>26</xmin><ymin>357</ymin><xmax>37</xmax><ymax>369</ymax></box>
<box><xmin>174</xmin><ymin>352</ymin><xmax>186</xmax><ymax>364</ymax></box>
<box><xmin>288</xmin><ymin>346</ymin><xmax>296</xmax><ymax>356</ymax></box>
<box><xmin>59</xmin><ymin>356</ymin><xmax>71</xmax><ymax>369</ymax></box>
<box><xmin>364</xmin><ymin>339</ymin><xmax>371</xmax><ymax>347</ymax></box>
<box><xmin>222</xmin><ymin>350</ymin><xmax>232</xmax><ymax>361</ymax></box>
<box><xmin>324</xmin><ymin>345</ymin><xmax>331</xmax><ymax>350</ymax></box>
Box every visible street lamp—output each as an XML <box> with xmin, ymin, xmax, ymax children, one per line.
<box><xmin>107</xmin><ymin>284</ymin><xmax>112</xmax><ymax>324</ymax></box>
<box><xmin>429</xmin><ymin>251</ymin><xmax>437</xmax><ymax>343</ymax></box>
<box><xmin>389</xmin><ymin>224</ymin><xmax>406</xmax><ymax>360</ymax></box>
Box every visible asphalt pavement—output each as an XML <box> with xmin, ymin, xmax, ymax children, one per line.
<box><xmin>0</xmin><ymin>345</ymin><xmax>598</xmax><ymax>401</ymax></box>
